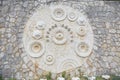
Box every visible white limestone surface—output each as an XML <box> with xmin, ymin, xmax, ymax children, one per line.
<box><xmin>23</xmin><ymin>5</ymin><xmax>94</xmax><ymax>73</ymax></box>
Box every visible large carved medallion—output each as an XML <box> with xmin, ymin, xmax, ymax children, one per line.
<box><xmin>23</xmin><ymin>5</ymin><xmax>94</xmax><ymax>73</ymax></box>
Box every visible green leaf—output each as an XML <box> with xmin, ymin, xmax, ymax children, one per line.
<box><xmin>96</xmin><ymin>76</ymin><xmax>103</xmax><ymax>80</ymax></box>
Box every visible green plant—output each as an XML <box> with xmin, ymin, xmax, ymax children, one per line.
<box><xmin>9</xmin><ymin>78</ymin><xmax>16</xmax><ymax>80</ymax></box>
<box><xmin>39</xmin><ymin>75</ymin><xmax>45</xmax><ymax>79</ymax></box>
<box><xmin>66</xmin><ymin>73</ymin><xmax>71</xmax><ymax>80</ymax></box>
<box><xmin>80</xmin><ymin>76</ymin><xmax>88</xmax><ymax>80</ymax></box>
<box><xmin>110</xmin><ymin>75</ymin><xmax>120</xmax><ymax>80</ymax></box>
<box><xmin>62</xmin><ymin>71</ymin><xmax>66</xmax><ymax>78</ymax></box>
<box><xmin>46</xmin><ymin>72</ymin><xmax>52</xmax><ymax>80</ymax></box>
<box><xmin>96</xmin><ymin>76</ymin><xmax>103</xmax><ymax>80</ymax></box>
<box><xmin>78</xmin><ymin>68</ymin><xmax>84</xmax><ymax>78</ymax></box>
<box><xmin>77</xmin><ymin>68</ymin><xmax>88</xmax><ymax>80</ymax></box>
<box><xmin>0</xmin><ymin>75</ymin><xmax>3</xmax><ymax>80</ymax></box>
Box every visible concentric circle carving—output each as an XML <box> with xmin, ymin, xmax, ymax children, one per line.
<box><xmin>44</xmin><ymin>55</ymin><xmax>55</xmax><ymax>65</ymax></box>
<box><xmin>51</xmin><ymin>6</ymin><xmax>66</xmax><ymax>21</ymax></box>
<box><xmin>28</xmin><ymin>41</ymin><xmax>45</xmax><ymax>57</ymax></box>
<box><xmin>31</xmin><ymin>43</ymin><xmax>42</xmax><ymax>53</ymax></box>
<box><xmin>55</xmin><ymin>32</ymin><xmax>64</xmax><ymax>40</ymax></box>
<box><xmin>77</xmin><ymin>27</ymin><xmax>86</xmax><ymax>37</ymax></box>
<box><xmin>53</xmin><ymin>30</ymin><xmax>67</xmax><ymax>45</ymax></box>
<box><xmin>68</xmin><ymin>12</ymin><xmax>77</xmax><ymax>21</ymax></box>
<box><xmin>46</xmin><ymin>24</ymin><xmax>73</xmax><ymax>45</ymax></box>
<box><xmin>57</xmin><ymin>59</ymin><xmax>79</xmax><ymax>72</ymax></box>
<box><xmin>75</xmin><ymin>42</ymin><xmax>90</xmax><ymax>57</ymax></box>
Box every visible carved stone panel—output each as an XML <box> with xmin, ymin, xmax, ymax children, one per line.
<box><xmin>23</xmin><ymin>5</ymin><xmax>94</xmax><ymax>73</ymax></box>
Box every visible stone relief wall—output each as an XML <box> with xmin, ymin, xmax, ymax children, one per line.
<box><xmin>23</xmin><ymin>4</ymin><xmax>94</xmax><ymax>73</ymax></box>
<box><xmin>0</xmin><ymin>0</ymin><xmax>120</xmax><ymax>79</ymax></box>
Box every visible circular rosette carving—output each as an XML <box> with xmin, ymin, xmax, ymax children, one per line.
<box><xmin>77</xmin><ymin>27</ymin><xmax>86</xmax><ymax>37</ymax></box>
<box><xmin>44</xmin><ymin>55</ymin><xmax>55</xmax><ymax>65</ymax></box>
<box><xmin>51</xmin><ymin>6</ymin><xmax>66</xmax><ymax>21</ymax></box>
<box><xmin>52</xmin><ymin>30</ymin><xmax>67</xmax><ymax>45</ymax></box>
<box><xmin>32</xmin><ymin>30</ymin><xmax>43</xmax><ymax>39</ymax></box>
<box><xmin>28</xmin><ymin>41</ymin><xmax>45</xmax><ymax>57</ymax></box>
<box><xmin>75</xmin><ymin>42</ymin><xmax>90</xmax><ymax>57</ymax></box>
<box><xmin>67</xmin><ymin>12</ymin><xmax>78</xmax><ymax>21</ymax></box>
<box><xmin>36</xmin><ymin>21</ymin><xmax>45</xmax><ymax>30</ymax></box>
<box><xmin>57</xmin><ymin>59</ymin><xmax>79</xmax><ymax>72</ymax></box>
<box><xmin>46</xmin><ymin>24</ymin><xmax>73</xmax><ymax>44</ymax></box>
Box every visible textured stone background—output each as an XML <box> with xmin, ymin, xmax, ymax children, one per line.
<box><xmin>0</xmin><ymin>0</ymin><xmax>120</xmax><ymax>79</ymax></box>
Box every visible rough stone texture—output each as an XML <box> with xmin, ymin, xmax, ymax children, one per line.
<box><xmin>0</xmin><ymin>0</ymin><xmax>120</xmax><ymax>79</ymax></box>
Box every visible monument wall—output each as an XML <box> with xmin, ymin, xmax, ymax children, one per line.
<box><xmin>0</xmin><ymin>0</ymin><xmax>120</xmax><ymax>79</ymax></box>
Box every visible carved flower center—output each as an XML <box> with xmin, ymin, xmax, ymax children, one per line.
<box><xmin>78</xmin><ymin>27</ymin><xmax>86</xmax><ymax>36</ymax></box>
<box><xmin>69</xmin><ymin>12</ymin><xmax>75</xmax><ymax>19</ymax></box>
<box><xmin>55</xmin><ymin>32</ymin><xmax>64</xmax><ymax>40</ymax></box>
<box><xmin>54</xmin><ymin>8</ymin><xmax>64</xmax><ymax>18</ymax></box>
<box><xmin>46</xmin><ymin>55</ymin><xmax>53</xmax><ymax>62</ymax></box>
<box><xmin>78</xmin><ymin>43</ymin><xmax>88</xmax><ymax>52</ymax></box>
<box><xmin>32</xmin><ymin>43</ymin><xmax>41</xmax><ymax>53</ymax></box>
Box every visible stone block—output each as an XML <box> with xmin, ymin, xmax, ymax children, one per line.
<box><xmin>2</xmin><ymin>68</ymin><xmax>11</xmax><ymax>78</ymax></box>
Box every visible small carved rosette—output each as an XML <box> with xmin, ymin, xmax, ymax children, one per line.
<box><xmin>23</xmin><ymin>5</ymin><xmax>93</xmax><ymax>73</ymax></box>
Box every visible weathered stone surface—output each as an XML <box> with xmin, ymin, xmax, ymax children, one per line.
<box><xmin>0</xmin><ymin>69</ymin><xmax>2</xmax><ymax>75</ymax></box>
<box><xmin>0</xmin><ymin>0</ymin><xmax>120</xmax><ymax>79</ymax></box>
<box><xmin>2</xmin><ymin>68</ymin><xmax>11</xmax><ymax>78</ymax></box>
<box><xmin>23</xmin><ymin>4</ymin><xmax>94</xmax><ymax>73</ymax></box>
<box><xmin>15</xmin><ymin>72</ymin><xmax>22</xmax><ymax>79</ymax></box>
